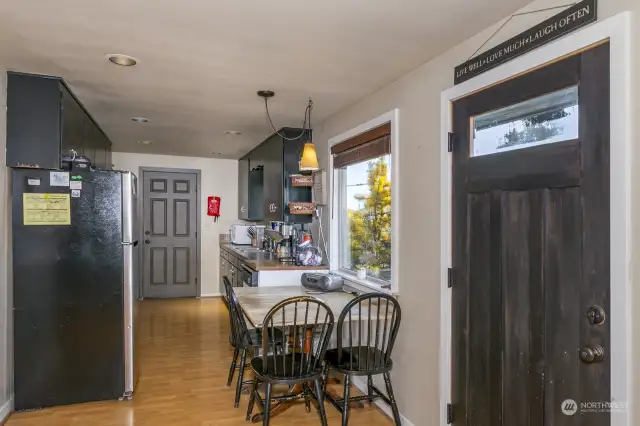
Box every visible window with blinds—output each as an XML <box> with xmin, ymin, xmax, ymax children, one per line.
<box><xmin>332</xmin><ymin>122</ymin><xmax>392</xmax><ymax>284</ymax></box>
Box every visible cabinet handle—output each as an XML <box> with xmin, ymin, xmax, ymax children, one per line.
<box><xmin>240</xmin><ymin>206</ymin><xmax>246</xmax><ymax>213</ymax></box>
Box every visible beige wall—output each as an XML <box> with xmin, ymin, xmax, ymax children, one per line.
<box><xmin>0</xmin><ymin>69</ymin><xmax>13</xmax><ymax>418</ymax></box>
<box><xmin>314</xmin><ymin>1</ymin><xmax>639</xmax><ymax>424</ymax></box>
<box><xmin>112</xmin><ymin>152</ymin><xmax>240</xmax><ymax>297</ymax></box>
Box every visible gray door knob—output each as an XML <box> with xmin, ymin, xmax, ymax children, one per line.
<box><xmin>580</xmin><ymin>345</ymin><xmax>604</xmax><ymax>364</ymax></box>
<box><xmin>144</xmin><ymin>240</ymin><xmax>150</xmax><ymax>244</ymax></box>
<box><xmin>587</xmin><ymin>305</ymin><xmax>606</xmax><ymax>325</ymax></box>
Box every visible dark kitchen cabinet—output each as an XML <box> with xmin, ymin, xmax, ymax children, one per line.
<box><xmin>238</xmin><ymin>158</ymin><xmax>250</xmax><ymax>220</ymax></box>
<box><xmin>261</xmin><ymin>134</ymin><xmax>284</xmax><ymax>222</ymax></box>
<box><xmin>6</xmin><ymin>72</ymin><xmax>113</xmax><ymax>170</ymax></box>
<box><xmin>248</xmin><ymin>167</ymin><xmax>264</xmax><ymax>221</ymax></box>
<box><xmin>238</xmin><ymin>128</ymin><xmax>312</xmax><ymax>223</ymax></box>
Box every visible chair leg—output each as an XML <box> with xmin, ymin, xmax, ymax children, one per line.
<box><xmin>227</xmin><ymin>348</ymin><xmax>239</xmax><ymax>387</ymax></box>
<box><xmin>303</xmin><ymin>382</ymin><xmax>312</xmax><ymax>412</ymax></box>
<box><xmin>246</xmin><ymin>375</ymin><xmax>258</xmax><ymax>421</ymax></box>
<box><xmin>342</xmin><ymin>374</ymin><xmax>351</xmax><ymax>426</ymax></box>
<box><xmin>234</xmin><ymin>348</ymin><xmax>247</xmax><ymax>408</ymax></box>
<box><xmin>321</xmin><ymin>364</ymin><xmax>329</xmax><ymax>394</ymax></box>
<box><xmin>262</xmin><ymin>382</ymin><xmax>272</xmax><ymax>426</ymax></box>
<box><xmin>383</xmin><ymin>372</ymin><xmax>402</xmax><ymax>426</ymax></box>
<box><xmin>314</xmin><ymin>378</ymin><xmax>328</xmax><ymax>426</ymax></box>
<box><xmin>367</xmin><ymin>375</ymin><xmax>374</xmax><ymax>405</ymax></box>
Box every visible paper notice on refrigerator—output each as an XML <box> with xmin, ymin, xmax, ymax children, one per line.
<box><xmin>23</xmin><ymin>193</ymin><xmax>71</xmax><ymax>226</ymax></box>
<box><xmin>50</xmin><ymin>171</ymin><xmax>69</xmax><ymax>187</ymax></box>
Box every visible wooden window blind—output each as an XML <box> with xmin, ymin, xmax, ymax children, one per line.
<box><xmin>331</xmin><ymin>123</ymin><xmax>391</xmax><ymax>168</ymax></box>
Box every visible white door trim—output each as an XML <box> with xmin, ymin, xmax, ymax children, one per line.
<box><xmin>439</xmin><ymin>12</ymin><xmax>632</xmax><ymax>426</ymax></box>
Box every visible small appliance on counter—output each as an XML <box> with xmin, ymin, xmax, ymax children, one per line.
<box><xmin>302</xmin><ymin>273</ymin><xmax>344</xmax><ymax>292</ymax></box>
<box><xmin>229</xmin><ymin>224</ymin><xmax>253</xmax><ymax>245</ymax></box>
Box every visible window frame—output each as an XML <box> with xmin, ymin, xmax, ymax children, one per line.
<box><xmin>328</xmin><ymin>109</ymin><xmax>400</xmax><ymax>294</ymax></box>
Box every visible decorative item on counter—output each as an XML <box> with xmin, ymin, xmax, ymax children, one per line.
<box><xmin>288</xmin><ymin>202</ymin><xmax>316</xmax><ymax>215</ymax></box>
<box><xmin>291</xmin><ymin>174</ymin><xmax>314</xmax><ymax>187</ymax></box>
<box><xmin>296</xmin><ymin>241</ymin><xmax>323</xmax><ymax>266</ymax></box>
<box><xmin>356</xmin><ymin>266</ymin><xmax>367</xmax><ymax>280</ymax></box>
<box><xmin>269</xmin><ymin>221</ymin><xmax>284</xmax><ymax>231</ymax></box>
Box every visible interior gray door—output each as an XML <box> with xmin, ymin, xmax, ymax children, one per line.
<box><xmin>142</xmin><ymin>170</ymin><xmax>198</xmax><ymax>298</ymax></box>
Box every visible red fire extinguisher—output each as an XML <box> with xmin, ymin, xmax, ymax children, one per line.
<box><xmin>208</xmin><ymin>196</ymin><xmax>221</xmax><ymax>222</ymax></box>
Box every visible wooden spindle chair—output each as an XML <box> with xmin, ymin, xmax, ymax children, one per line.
<box><xmin>246</xmin><ymin>296</ymin><xmax>335</xmax><ymax>426</ymax></box>
<box><xmin>323</xmin><ymin>293</ymin><xmax>402</xmax><ymax>426</ymax></box>
<box><xmin>223</xmin><ymin>277</ymin><xmax>284</xmax><ymax>408</ymax></box>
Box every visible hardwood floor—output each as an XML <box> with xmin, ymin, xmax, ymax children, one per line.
<box><xmin>6</xmin><ymin>298</ymin><xmax>394</xmax><ymax>425</ymax></box>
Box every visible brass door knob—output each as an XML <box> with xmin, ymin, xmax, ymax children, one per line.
<box><xmin>580</xmin><ymin>345</ymin><xmax>604</xmax><ymax>364</ymax></box>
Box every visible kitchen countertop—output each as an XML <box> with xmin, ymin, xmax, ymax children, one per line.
<box><xmin>220</xmin><ymin>243</ymin><xmax>329</xmax><ymax>272</ymax></box>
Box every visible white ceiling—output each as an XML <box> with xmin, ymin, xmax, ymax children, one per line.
<box><xmin>0</xmin><ymin>0</ymin><xmax>532</xmax><ymax>159</ymax></box>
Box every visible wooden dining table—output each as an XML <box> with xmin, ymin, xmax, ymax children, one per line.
<box><xmin>233</xmin><ymin>285</ymin><xmax>368</xmax><ymax>422</ymax></box>
<box><xmin>234</xmin><ymin>285</ymin><xmax>362</xmax><ymax>327</ymax></box>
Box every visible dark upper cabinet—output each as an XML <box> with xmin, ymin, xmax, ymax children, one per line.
<box><xmin>6</xmin><ymin>72</ymin><xmax>113</xmax><ymax>170</ymax></box>
<box><xmin>238</xmin><ymin>128</ymin><xmax>312</xmax><ymax>223</ymax></box>
<box><xmin>262</xmin><ymin>134</ymin><xmax>284</xmax><ymax>222</ymax></box>
<box><xmin>248</xmin><ymin>167</ymin><xmax>264</xmax><ymax>221</ymax></box>
<box><xmin>238</xmin><ymin>158</ymin><xmax>250</xmax><ymax>220</ymax></box>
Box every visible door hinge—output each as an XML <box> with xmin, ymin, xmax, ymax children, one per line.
<box><xmin>448</xmin><ymin>132</ymin><xmax>455</xmax><ymax>152</ymax></box>
<box><xmin>447</xmin><ymin>268</ymin><xmax>453</xmax><ymax>288</ymax></box>
<box><xmin>447</xmin><ymin>403</ymin><xmax>453</xmax><ymax>424</ymax></box>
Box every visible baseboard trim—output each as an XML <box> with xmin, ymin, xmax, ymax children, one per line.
<box><xmin>351</xmin><ymin>376</ymin><xmax>414</xmax><ymax>426</ymax></box>
<box><xmin>200</xmin><ymin>293</ymin><xmax>221</xmax><ymax>298</ymax></box>
<box><xmin>0</xmin><ymin>395</ymin><xmax>13</xmax><ymax>424</ymax></box>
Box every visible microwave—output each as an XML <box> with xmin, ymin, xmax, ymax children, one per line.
<box><xmin>229</xmin><ymin>225</ymin><xmax>252</xmax><ymax>245</ymax></box>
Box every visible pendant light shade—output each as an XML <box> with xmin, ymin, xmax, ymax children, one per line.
<box><xmin>300</xmin><ymin>142</ymin><xmax>320</xmax><ymax>172</ymax></box>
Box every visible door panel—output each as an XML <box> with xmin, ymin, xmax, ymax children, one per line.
<box><xmin>142</xmin><ymin>170</ymin><xmax>198</xmax><ymax>298</ymax></box>
<box><xmin>452</xmin><ymin>43</ymin><xmax>610</xmax><ymax>425</ymax></box>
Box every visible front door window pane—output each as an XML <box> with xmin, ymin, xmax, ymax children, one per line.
<box><xmin>472</xmin><ymin>86</ymin><xmax>579</xmax><ymax>157</ymax></box>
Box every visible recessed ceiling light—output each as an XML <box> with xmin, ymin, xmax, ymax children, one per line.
<box><xmin>107</xmin><ymin>54</ymin><xmax>137</xmax><ymax>67</ymax></box>
<box><xmin>138</xmin><ymin>140</ymin><xmax>153</xmax><ymax>145</ymax></box>
<box><xmin>224</xmin><ymin>130</ymin><xmax>242</xmax><ymax>135</ymax></box>
<box><xmin>132</xmin><ymin>117</ymin><xmax>150</xmax><ymax>123</ymax></box>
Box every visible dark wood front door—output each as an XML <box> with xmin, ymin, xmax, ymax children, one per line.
<box><xmin>451</xmin><ymin>43</ymin><xmax>610</xmax><ymax>425</ymax></box>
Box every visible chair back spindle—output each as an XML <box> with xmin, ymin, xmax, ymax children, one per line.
<box><xmin>224</xmin><ymin>277</ymin><xmax>254</xmax><ymax>347</ymax></box>
<box><xmin>337</xmin><ymin>293</ymin><xmax>401</xmax><ymax>372</ymax></box>
<box><xmin>261</xmin><ymin>296</ymin><xmax>334</xmax><ymax>380</ymax></box>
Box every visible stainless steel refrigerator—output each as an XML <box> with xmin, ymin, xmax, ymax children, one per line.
<box><xmin>12</xmin><ymin>169</ymin><xmax>139</xmax><ymax>410</ymax></box>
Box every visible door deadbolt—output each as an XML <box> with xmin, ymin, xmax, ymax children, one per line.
<box><xmin>579</xmin><ymin>345</ymin><xmax>604</xmax><ymax>364</ymax></box>
<box><xmin>145</xmin><ymin>231</ymin><xmax>150</xmax><ymax>235</ymax></box>
<box><xmin>587</xmin><ymin>305</ymin><xmax>606</xmax><ymax>325</ymax></box>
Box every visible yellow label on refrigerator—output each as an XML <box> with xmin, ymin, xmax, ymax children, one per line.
<box><xmin>23</xmin><ymin>193</ymin><xmax>71</xmax><ymax>226</ymax></box>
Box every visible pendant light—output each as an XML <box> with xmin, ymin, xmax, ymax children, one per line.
<box><xmin>258</xmin><ymin>91</ymin><xmax>320</xmax><ymax>173</ymax></box>
<box><xmin>299</xmin><ymin>99</ymin><xmax>320</xmax><ymax>172</ymax></box>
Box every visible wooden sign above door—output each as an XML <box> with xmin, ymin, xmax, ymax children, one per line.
<box><xmin>454</xmin><ymin>0</ymin><xmax>597</xmax><ymax>85</ymax></box>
